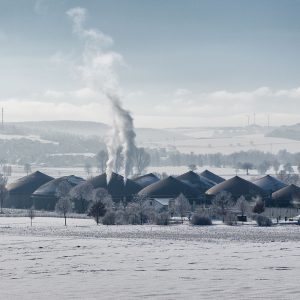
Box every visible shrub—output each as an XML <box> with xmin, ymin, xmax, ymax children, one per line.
<box><xmin>224</xmin><ymin>213</ymin><xmax>237</xmax><ymax>226</ymax></box>
<box><xmin>252</xmin><ymin>198</ymin><xmax>265</xmax><ymax>214</ymax></box>
<box><xmin>88</xmin><ymin>201</ymin><xmax>107</xmax><ymax>225</ymax></box>
<box><xmin>102</xmin><ymin>210</ymin><xmax>116</xmax><ymax>225</ymax></box>
<box><xmin>190</xmin><ymin>214</ymin><xmax>212</xmax><ymax>226</ymax></box>
<box><xmin>115</xmin><ymin>209</ymin><xmax>127</xmax><ymax>225</ymax></box>
<box><xmin>255</xmin><ymin>215</ymin><xmax>272</xmax><ymax>227</ymax></box>
<box><xmin>155</xmin><ymin>212</ymin><xmax>169</xmax><ymax>225</ymax></box>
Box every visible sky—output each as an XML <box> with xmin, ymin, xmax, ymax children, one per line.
<box><xmin>1</xmin><ymin>0</ymin><xmax>300</xmax><ymax>128</ymax></box>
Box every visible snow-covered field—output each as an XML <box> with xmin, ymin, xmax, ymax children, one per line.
<box><xmin>0</xmin><ymin>217</ymin><xmax>300</xmax><ymax>299</ymax></box>
<box><xmin>141</xmin><ymin>132</ymin><xmax>300</xmax><ymax>155</ymax></box>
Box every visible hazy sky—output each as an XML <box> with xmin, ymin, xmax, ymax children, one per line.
<box><xmin>1</xmin><ymin>0</ymin><xmax>300</xmax><ymax>128</ymax></box>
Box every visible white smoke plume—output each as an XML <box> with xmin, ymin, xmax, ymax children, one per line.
<box><xmin>66</xmin><ymin>7</ymin><xmax>136</xmax><ymax>182</ymax></box>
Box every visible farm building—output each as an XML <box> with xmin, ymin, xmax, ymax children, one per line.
<box><xmin>132</xmin><ymin>173</ymin><xmax>160</xmax><ymax>188</ymax></box>
<box><xmin>32</xmin><ymin>175</ymin><xmax>84</xmax><ymax>210</ymax></box>
<box><xmin>272</xmin><ymin>184</ymin><xmax>300</xmax><ymax>208</ymax></box>
<box><xmin>206</xmin><ymin>176</ymin><xmax>265</xmax><ymax>201</ymax></box>
<box><xmin>200</xmin><ymin>170</ymin><xmax>225</xmax><ymax>184</ymax></box>
<box><xmin>252</xmin><ymin>175</ymin><xmax>287</xmax><ymax>195</ymax></box>
<box><xmin>88</xmin><ymin>172</ymin><xmax>142</xmax><ymax>202</ymax></box>
<box><xmin>138</xmin><ymin>176</ymin><xmax>200</xmax><ymax>203</ymax></box>
<box><xmin>177</xmin><ymin>171</ymin><xmax>215</xmax><ymax>195</ymax></box>
<box><xmin>149</xmin><ymin>198</ymin><xmax>174</xmax><ymax>212</ymax></box>
<box><xmin>6</xmin><ymin>171</ymin><xmax>54</xmax><ymax>209</ymax></box>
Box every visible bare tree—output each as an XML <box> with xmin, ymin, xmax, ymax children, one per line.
<box><xmin>240</xmin><ymin>162</ymin><xmax>254</xmax><ymax>175</ymax></box>
<box><xmin>252</xmin><ymin>196</ymin><xmax>265</xmax><ymax>214</ymax></box>
<box><xmin>69</xmin><ymin>182</ymin><xmax>93</xmax><ymax>213</ymax></box>
<box><xmin>161</xmin><ymin>172</ymin><xmax>168</xmax><ymax>179</ymax></box>
<box><xmin>84</xmin><ymin>162</ymin><xmax>92</xmax><ymax>177</ymax></box>
<box><xmin>272</xmin><ymin>160</ymin><xmax>280</xmax><ymax>175</ymax></box>
<box><xmin>0</xmin><ymin>174</ymin><xmax>8</xmax><ymax>213</ymax></box>
<box><xmin>277</xmin><ymin>171</ymin><xmax>299</xmax><ymax>185</ymax></box>
<box><xmin>55</xmin><ymin>197</ymin><xmax>72</xmax><ymax>226</ymax></box>
<box><xmin>127</xmin><ymin>194</ymin><xmax>153</xmax><ymax>225</ymax></box>
<box><xmin>188</xmin><ymin>164</ymin><xmax>197</xmax><ymax>171</ymax></box>
<box><xmin>55</xmin><ymin>181</ymin><xmax>73</xmax><ymax>226</ymax></box>
<box><xmin>257</xmin><ymin>161</ymin><xmax>271</xmax><ymax>175</ymax></box>
<box><xmin>212</xmin><ymin>191</ymin><xmax>234</xmax><ymax>222</ymax></box>
<box><xmin>235</xmin><ymin>196</ymin><xmax>249</xmax><ymax>217</ymax></box>
<box><xmin>133</xmin><ymin>147</ymin><xmax>151</xmax><ymax>175</ymax></box>
<box><xmin>174</xmin><ymin>193</ymin><xmax>191</xmax><ymax>224</ymax></box>
<box><xmin>283</xmin><ymin>163</ymin><xmax>294</xmax><ymax>174</ymax></box>
<box><xmin>28</xmin><ymin>206</ymin><xmax>35</xmax><ymax>226</ymax></box>
<box><xmin>2</xmin><ymin>164</ymin><xmax>12</xmax><ymax>177</ymax></box>
<box><xmin>24</xmin><ymin>163</ymin><xmax>32</xmax><ymax>175</ymax></box>
<box><xmin>89</xmin><ymin>188</ymin><xmax>113</xmax><ymax>225</ymax></box>
<box><xmin>96</xmin><ymin>149</ymin><xmax>108</xmax><ymax>173</ymax></box>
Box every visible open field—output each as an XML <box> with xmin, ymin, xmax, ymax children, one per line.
<box><xmin>0</xmin><ymin>217</ymin><xmax>300</xmax><ymax>299</ymax></box>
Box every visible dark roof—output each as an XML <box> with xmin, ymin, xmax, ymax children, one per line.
<box><xmin>252</xmin><ymin>175</ymin><xmax>287</xmax><ymax>195</ymax></box>
<box><xmin>88</xmin><ymin>172</ymin><xmax>109</xmax><ymax>189</ymax></box>
<box><xmin>124</xmin><ymin>179</ymin><xmax>143</xmax><ymax>196</ymax></box>
<box><xmin>88</xmin><ymin>172</ymin><xmax>142</xmax><ymax>199</ymax></box>
<box><xmin>272</xmin><ymin>184</ymin><xmax>300</xmax><ymax>207</ymax></box>
<box><xmin>32</xmin><ymin>175</ymin><xmax>84</xmax><ymax>198</ymax></box>
<box><xmin>89</xmin><ymin>172</ymin><xmax>123</xmax><ymax>196</ymax></box>
<box><xmin>200</xmin><ymin>170</ymin><xmax>225</xmax><ymax>184</ymax></box>
<box><xmin>138</xmin><ymin>176</ymin><xmax>200</xmax><ymax>201</ymax></box>
<box><xmin>7</xmin><ymin>171</ymin><xmax>54</xmax><ymax>194</ymax></box>
<box><xmin>176</xmin><ymin>171</ymin><xmax>215</xmax><ymax>193</ymax></box>
<box><xmin>132</xmin><ymin>173</ymin><xmax>160</xmax><ymax>188</ymax></box>
<box><xmin>206</xmin><ymin>176</ymin><xmax>265</xmax><ymax>199</ymax></box>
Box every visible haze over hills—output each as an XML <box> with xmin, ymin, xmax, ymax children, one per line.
<box><xmin>6</xmin><ymin>121</ymin><xmax>190</xmax><ymax>143</ymax></box>
<box><xmin>266</xmin><ymin>123</ymin><xmax>300</xmax><ymax>141</ymax></box>
<box><xmin>1</xmin><ymin>121</ymin><xmax>300</xmax><ymax>169</ymax></box>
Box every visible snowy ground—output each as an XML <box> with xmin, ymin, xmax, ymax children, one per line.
<box><xmin>141</xmin><ymin>132</ymin><xmax>300</xmax><ymax>155</ymax></box>
<box><xmin>0</xmin><ymin>217</ymin><xmax>300</xmax><ymax>299</ymax></box>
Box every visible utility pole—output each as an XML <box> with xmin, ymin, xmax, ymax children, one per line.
<box><xmin>246</xmin><ymin>115</ymin><xmax>250</xmax><ymax>126</ymax></box>
<box><xmin>1</xmin><ymin>107</ymin><xmax>3</xmax><ymax>129</ymax></box>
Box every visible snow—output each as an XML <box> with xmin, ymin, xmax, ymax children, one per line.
<box><xmin>0</xmin><ymin>217</ymin><xmax>300</xmax><ymax>299</ymax></box>
<box><xmin>0</xmin><ymin>133</ymin><xmax>58</xmax><ymax>144</ymax></box>
<box><xmin>140</xmin><ymin>132</ymin><xmax>300</xmax><ymax>155</ymax></box>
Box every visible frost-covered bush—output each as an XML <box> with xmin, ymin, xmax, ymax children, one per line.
<box><xmin>252</xmin><ymin>197</ymin><xmax>265</xmax><ymax>214</ymax></box>
<box><xmin>190</xmin><ymin>214</ymin><xmax>212</xmax><ymax>226</ymax></box>
<box><xmin>212</xmin><ymin>191</ymin><xmax>234</xmax><ymax>222</ymax></box>
<box><xmin>224</xmin><ymin>213</ymin><xmax>237</xmax><ymax>226</ymax></box>
<box><xmin>255</xmin><ymin>215</ymin><xmax>272</xmax><ymax>227</ymax></box>
<box><xmin>102</xmin><ymin>210</ymin><xmax>116</xmax><ymax>225</ymax></box>
<box><xmin>115</xmin><ymin>208</ymin><xmax>128</xmax><ymax>225</ymax></box>
<box><xmin>174</xmin><ymin>193</ymin><xmax>191</xmax><ymax>223</ymax></box>
<box><xmin>155</xmin><ymin>212</ymin><xmax>169</xmax><ymax>225</ymax></box>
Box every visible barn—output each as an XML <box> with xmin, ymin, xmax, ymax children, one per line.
<box><xmin>206</xmin><ymin>176</ymin><xmax>265</xmax><ymax>201</ymax></box>
<box><xmin>252</xmin><ymin>175</ymin><xmax>287</xmax><ymax>195</ymax></box>
<box><xmin>32</xmin><ymin>175</ymin><xmax>84</xmax><ymax>210</ymax></box>
<box><xmin>132</xmin><ymin>173</ymin><xmax>160</xmax><ymax>188</ymax></box>
<box><xmin>176</xmin><ymin>171</ymin><xmax>215</xmax><ymax>195</ymax></box>
<box><xmin>6</xmin><ymin>171</ymin><xmax>54</xmax><ymax>208</ymax></box>
<box><xmin>200</xmin><ymin>170</ymin><xmax>225</xmax><ymax>184</ymax></box>
<box><xmin>272</xmin><ymin>184</ymin><xmax>300</xmax><ymax>208</ymax></box>
<box><xmin>88</xmin><ymin>172</ymin><xmax>142</xmax><ymax>202</ymax></box>
<box><xmin>138</xmin><ymin>176</ymin><xmax>200</xmax><ymax>203</ymax></box>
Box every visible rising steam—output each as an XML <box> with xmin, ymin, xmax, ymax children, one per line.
<box><xmin>66</xmin><ymin>7</ymin><xmax>136</xmax><ymax>182</ymax></box>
